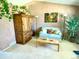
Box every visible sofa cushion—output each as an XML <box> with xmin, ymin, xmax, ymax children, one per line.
<box><xmin>40</xmin><ymin>31</ymin><xmax>61</xmax><ymax>40</ymax></box>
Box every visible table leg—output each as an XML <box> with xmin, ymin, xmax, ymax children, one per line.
<box><xmin>58</xmin><ymin>44</ymin><xmax>60</xmax><ymax>52</ymax></box>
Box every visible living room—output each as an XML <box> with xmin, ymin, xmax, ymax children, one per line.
<box><xmin>0</xmin><ymin>0</ymin><xmax>79</xmax><ymax>59</ymax></box>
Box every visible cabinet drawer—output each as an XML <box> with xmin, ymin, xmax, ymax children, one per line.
<box><xmin>15</xmin><ymin>32</ymin><xmax>23</xmax><ymax>43</ymax></box>
<box><xmin>24</xmin><ymin>35</ymin><xmax>32</xmax><ymax>43</ymax></box>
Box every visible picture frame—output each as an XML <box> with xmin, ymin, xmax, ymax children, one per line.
<box><xmin>44</xmin><ymin>12</ymin><xmax>58</xmax><ymax>23</ymax></box>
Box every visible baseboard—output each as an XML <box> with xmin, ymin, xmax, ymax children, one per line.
<box><xmin>3</xmin><ymin>41</ymin><xmax>16</xmax><ymax>51</ymax></box>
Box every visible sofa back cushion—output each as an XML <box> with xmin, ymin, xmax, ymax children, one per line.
<box><xmin>42</xmin><ymin>27</ymin><xmax>61</xmax><ymax>34</ymax></box>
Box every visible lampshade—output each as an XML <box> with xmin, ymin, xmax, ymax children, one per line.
<box><xmin>35</xmin><ymin>16</ymin><xmax>39</xmax><ymax>18</ymax></box>
<box><xmin>7</xmin><ymin>0</ymin><xmax>32</xmax><ymax>6</ymax></box>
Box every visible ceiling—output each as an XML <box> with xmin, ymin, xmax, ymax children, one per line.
<box><xmin>33</xmin><ymin>0</ymin><xmax>79</xmax><ymax>6</ymax></box>
<box><xmin>7</xmin><ymin>0</ymin><xmax>79</xmax><ymax>6</ymax></box>
<box><xmin>7</xmin><ymin>0</ymin><xmax>32</xmax><ymax>6</ymax></box>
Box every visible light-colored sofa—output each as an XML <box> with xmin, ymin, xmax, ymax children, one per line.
<box><xmin>39</xmin><ymin>27</ymin><xmax>62</xmax><ymax>41</ymax></box>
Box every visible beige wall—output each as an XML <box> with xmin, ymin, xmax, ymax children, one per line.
<box><xmin>0</xmin><ymin>19</ymin><xmax>15</xmax><ymax>50</ymax></box>
<box><xmin>29</xmin><ymin>1</ymin><xmax>79</xmax><ymax>30</ymax></box>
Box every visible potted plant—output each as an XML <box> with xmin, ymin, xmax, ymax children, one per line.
<box><xmin>0</xmin><ymin>0</ymin><xmax>11</xmax><ymax>19</ymax></box>
<box><xmin>65</xmin><ymin>15</ymin><xmax>79</xmax><ymax>43</ymax></box>
<box><xmin>0</xmin><ymin>0</ymin><xmax>31</xmax><ymax>20</ymax></box>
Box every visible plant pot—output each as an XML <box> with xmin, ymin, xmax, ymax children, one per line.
<box><xmin>69</xmin><ymin>37</ymin><xmax>75</xmax><ymax>43</ymax></box>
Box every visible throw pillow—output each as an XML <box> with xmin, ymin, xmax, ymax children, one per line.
<box><xmin>47</xmin><ymin>29</ymin><xmax>52</xmax><ymax>33</ymax></box>
<box><xmin>47</xmin><ymin>29</ymin><xmax>56</xmax><ymax>34</ymax></box>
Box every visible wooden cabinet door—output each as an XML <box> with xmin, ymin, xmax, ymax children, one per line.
<box><xmin>13</xmin><ymin>14</ymin><xmax>23</xmax><ymax>44</ymax></box>
<box><xmin>28</xmin><ymin>17</ymin><xmax>32</xmax><ymax>31</ymax></box>
<box><xmin>13</xmin><ymin>14</ymin><xmax>22</xmax><ymax>32</ymax></box>
<box><xmin>22</xmin><ymin>16</ymin><xmax>28</xmax><ymax>31</ymax></box>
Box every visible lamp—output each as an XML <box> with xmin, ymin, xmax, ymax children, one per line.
<box><xmin>35</xmin><ymin>16</ymin><xmax>38</xmax><ymax>37</ymax></box>
<box><xmin>35</xmin><ymin>16</ymin><xmax>38</xmax><ymax>30</ymax></box>
<box><xmin>35</xmin><ymin>16</ymin><xmax>38</xmax><ymax>47</ymax></box>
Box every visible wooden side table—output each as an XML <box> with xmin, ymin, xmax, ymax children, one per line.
<box><xmin>36</xmin><ymin>38</ymin><xmax>60</xmax><ymax>52</ymax></box>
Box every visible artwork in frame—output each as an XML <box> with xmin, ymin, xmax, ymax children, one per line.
<box><xmin>44</xmin><ymin>12</ymin><xmax>58</xmax><ymax>23</ymax></box>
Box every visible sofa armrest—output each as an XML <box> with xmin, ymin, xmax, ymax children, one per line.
<box><xmin>58</xmin><ymin>32</ymin><xmax>62</xmax><ymax>37</ymax></box>
<box><xmin>40</xmin><ymin>31</ymin><xmax>47</xmax><ymax>34</ymax></box>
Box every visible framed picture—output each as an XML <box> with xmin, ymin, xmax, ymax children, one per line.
<box><xmin>44</xmin><ymin>12</ymin><xmax>58</xmax><ymax>23</ymax></box>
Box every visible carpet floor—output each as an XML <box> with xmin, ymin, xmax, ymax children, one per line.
<box><xmin>1</xmin><ymin>38</ymin><xmax>79</xmax><ymax>59</ymax></box>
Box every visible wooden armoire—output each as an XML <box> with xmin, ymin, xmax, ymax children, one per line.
<box><xmin>13</xmin><ymin>13</ymin><xmax>34</xmax><ymax>44</ymax></box>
